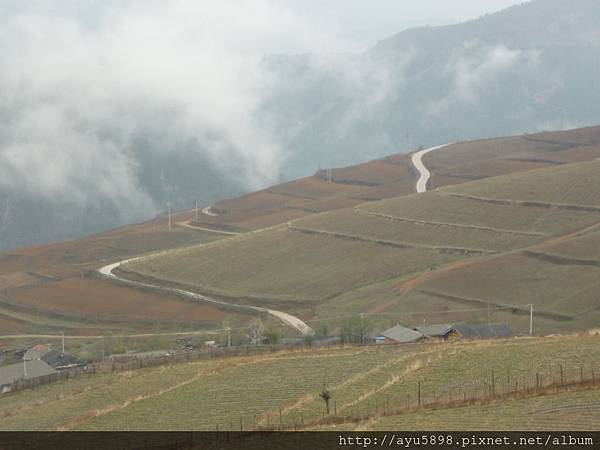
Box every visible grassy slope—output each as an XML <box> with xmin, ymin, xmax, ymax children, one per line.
<box><xmin>124</xmin><ymin>226</ymin><xmax>459</xmax><ymax>305</ymax></box>
<box><xmin>2</xmin><ymin>334</ymin><xmax>600</xmax><ymax>431</ymax></box>
<box><xmin>368</xmin><ymin>388</ymin><xmax>600</xmax><ymax>431</ymax></box>
<box><xmin>125</xmin><ymin>160</ymin><xmax>600</xmax><ymax>333</ymax></box>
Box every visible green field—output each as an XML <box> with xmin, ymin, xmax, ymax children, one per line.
<box><xmin>540</xmin><ymin>228</ymin><xmax>600</xmax><ymax>260</ymax></box>
<box><xmin>121</xmin><ymin>159</ymin><xmax>600</xmax><ymax>333</ymax></box>
<box><xmin>446</xmin><ymin>160</ymin><xmax>600</xmax><ymax>208</ymax></box>
<box><xmin>368</xmin><ymin>388</ymin><xmax>600</xmax><ymax>431</ymax></box>
<box><xmin>2</xmin><ymin>334</ymin><xmax>600</xmax><ymax>431</ymax></box>
<box><xmin>296</xmin><ymin>208</ymin><xmax>541</xmax><ymax>252</ymax></box>
<box><xmin>361</xmin><ymin>192</ymin><xmax>600</xmax><ymax>236</ymax></box>
<box><xmin>124</xmin><ymin>226</ymin><xmax>459</xmax><ymax>305</ymax></box>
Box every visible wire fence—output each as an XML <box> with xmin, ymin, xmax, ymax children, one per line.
<box><xmin>3</xmin><ymin>341</ymin><xmax>342</xmax><ymax>394</ymax></box>
<box><xmin>253</xmin><ymin>360</ymin><xmax>600</xmax><ymax>431</ymax></box>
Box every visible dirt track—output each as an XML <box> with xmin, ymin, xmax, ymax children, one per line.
<box><xmin>99</xmin><ymin>260</ymin><xmax>314</xmax><ymax>336</ymax></box>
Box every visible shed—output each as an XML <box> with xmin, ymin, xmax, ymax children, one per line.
<box><xmin>378</xmin><ymin>324</ymin><xmax>425</xmax><ymax>344</ymax></box>
<box><xmin>23</xmin><ymin>346</ymin><xmax>82</xmax><ymax>370</ymax></box>
<box><xmin>40</xmin><ymin>350</ymin><xmax>82</xmax><ymax>370</ymax></box>
<box><xmin>413</xmin><ymin>324</ymin><xmax>457</xmax><ymax>340</ymax></box>
<box><xmin>0</xmin><ymin>360</ymin><xmax>56</xmax><ymax>394</ymax></box>
<box><xmin>454</xmin><ymin>323</ymin><xmax>512</xmax><ymax>339</ymax></box>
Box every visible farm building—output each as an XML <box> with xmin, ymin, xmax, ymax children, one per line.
<box><xmin>23</xmin><ymin>344</ymin><xmax>82</xmax><ymax>370</ymax></box>
<box><xmin>376</xmin><ymin>324</ymin><xmax>425</xmax><ymax>344</ymax></box>
<box><xmin>413</xmin><ymin>324</ymin><xmax>457</xmax><ymax>340</ymax></box>
<box><xmin>0</xmin><ymin>360</ymin><xmax>56</xmax><ymax>394</ymax></box>
<box><xmin>454</xmin><ymin>323</ymin><xmax>512</xmax><ymax>339</ymax></box>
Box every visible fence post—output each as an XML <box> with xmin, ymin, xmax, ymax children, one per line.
<box><xmin>560</xmin><ymin>365</ymin><xmax>564</xmax><ymax>385</ymax></box>
<box><xmin>581</xmin><ymin>365</ymin><xmax>584</xmax><ymax>383</ymax></box>
<box><xmin>417</xmin><ymin>381</ymin><xmax>421</xmax><ymax>407</ymax></box>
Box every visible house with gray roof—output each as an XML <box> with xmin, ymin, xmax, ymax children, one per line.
<box><xmin>23</xmin><ymin>345</ymin><xmax>82</xmax><ymax>370</ymax></box>
<box><xmin>413</xmin><ymin>324</ymin><xmax>457</xmax><ymax>340</ymax></box>
<box><xmin>0</xmin><ymin>360</ymin><xmax>57</xmax><ymax>394</ymax></box>
<box><xmin>376</xmin><ymin>324</ymin><xmax>425</xmax><ymax>344</ymax></box>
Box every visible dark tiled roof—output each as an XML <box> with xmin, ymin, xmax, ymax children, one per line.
<box><xmin>41</xmin><ymin>350</ymin><xmax>81</xmax><ymax>369</ymax></box>
<box><xmin>380</xmin><ymin>324</ymin><xmax>425</xmax><ymax>343</ymax></box>
<box><xmin>414</xmin><ymin>324</ymin><xmax>454</xmax><ymax>337</ymax></box>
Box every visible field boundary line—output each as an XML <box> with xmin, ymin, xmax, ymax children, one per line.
<box><xmin>288</xmin><ymin>224</ymin><xmax>494</xmax><ymax>256</ymax></box>
<box><xmin>355</xmin><ymin>209</ymin><xmax>547</xmax><ymax>237</ymax></box>
<box><xmin>440</xmin><ymin>192</ymin><xmax>600</xmax><ymax>213</ymax></box>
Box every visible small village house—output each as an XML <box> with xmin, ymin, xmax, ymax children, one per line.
<box><xmin>376</xmin><ymin>324</ymin><xmax>425</xmax><ymax>344</ymax></box>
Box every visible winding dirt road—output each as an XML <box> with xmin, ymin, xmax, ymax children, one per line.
<box><xmin>201</xmin><ymin>206</ymin><xmax>219</xmax><ymax>217</ymax></box>
<box><xmin>94</xmin><ymin>144</ymin><xmax>450</xmax><ymax>337</ymax></box>
<box><xmin>411</xmin><ymin>144</ymin><xmax>450</xmax><ymax>193</ymax></box>
<box><xmin>98</xmin><ymin>260</ymin><xmax>314</xmax><ymax>336</ymax></box>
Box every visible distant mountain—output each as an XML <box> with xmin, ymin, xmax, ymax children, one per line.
<box><xmin>2</xmin><ymin>0</ymin><xmax>600</xmax><ymax>251</ymax></box>
<box><xmin>263</xmin><ymin>0</ymin><xmax>600</xmax><ymax>178</ymax></box>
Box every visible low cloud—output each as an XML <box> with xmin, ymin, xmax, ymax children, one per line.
<box><xmin>0</xmin><ymin>0</ymin><xmax>360</xmax><ymax>223</ymax></box>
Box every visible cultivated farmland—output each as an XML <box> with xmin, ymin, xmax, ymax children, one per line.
<box><xmin>2</xmin><ymin>334</ymin><xmax>600</xmax><ymax>431</ymax></box>
<box><xmin>369</xmin><ymin>389</ymin><xmax>600</xmax><ymax>431</ymax></box>
<box><xmin>124</xmin><ymin>226</ymin><xmax>460</xmax><ymax>305</ymax></box>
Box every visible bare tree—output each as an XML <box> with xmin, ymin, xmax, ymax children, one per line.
<box><xmin>247</xmin><ymin>318</ymin><xmax>265</xmax><ymax>345</ymax></box>
<box><xmin>319</xmin><ymin>382</ymin><xmax>332</xmax><ymax>415</ymax></box>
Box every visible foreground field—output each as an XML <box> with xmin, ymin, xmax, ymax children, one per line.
<box><xmin>368</xmin><ymin>389</ymin><xmax>600</xmax><ymax>431</ymax></box>
<box><xmin>2</xmin><ymin>334</ymin><xmax>599</xmax><ymax>431</ymax></box>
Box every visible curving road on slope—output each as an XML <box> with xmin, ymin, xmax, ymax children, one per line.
<box><xmin>411</xmin><ymin>144</ymin><xmax>451</xmax><ymax>193</ymax></box>
<box><xmin>98</xmin><ymin>260</ymin><xmax>314</xmax><ymax>336</ymax></box>
<box><xmin>201</xmin><ymin>206</ymin><xmax>219</xmax><ymax>217</ymax></box>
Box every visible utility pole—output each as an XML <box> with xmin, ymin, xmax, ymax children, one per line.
<box><xmin>23</xmin><ymin>359</ymin><xmax>27</xmax><ymax>377</ymax></box>
<box><xmin>360</xmin><ymin>314</ymin><xmax>365</xmax><ymax>346</ymax></box>
<box><xmin>62</xmin><ymin>331</ymin><xmax>65</xmax><ymax>353</ymax></box>
<box><xmin>327</xmin><ymin>168</ymin><xmax>332</xmax><ymax>184</ymax></box>
<box><xmin>227</xmin><ymin>327</ymin><xmax>231</xmax><ymax>349</ymax></box>
<box><xmin>529</xmin><ymin>304</ymin><xmax>534</xmax><ymax>336</ymax></box>
<box><xmin>167</xmin><ymin>202</ymin><xmax>172</xmax><ymax>231</ymax></box>
<box><xmin>195</xmin><ymin>200</ymin><xmax>199</xmax><ymax>223</ymax></box>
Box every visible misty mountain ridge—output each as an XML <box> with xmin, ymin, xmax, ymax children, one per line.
<box><xmin>2</xmin><ymin>0</ymin><xmax>600</xmax><ymax>251</ymax></box>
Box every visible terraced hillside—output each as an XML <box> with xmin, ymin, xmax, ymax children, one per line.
<box><xmin>2</xmin><ymin>334</ymin><xmax>599</xmax><ymax>431</ymax></box>
<box><xmin>125</xmin><ymin>159</ymin><xmax>600</xmax><ymax>334</ymax></box>
<box><xmin>189</xmin><ymin>126</ymin><xmax>600</xmax><ymax>233</ymax></box>
<box><xmin>4</xmin><ymin>125</ymin><xmax>600</xmax><ymax>340</ymax></box>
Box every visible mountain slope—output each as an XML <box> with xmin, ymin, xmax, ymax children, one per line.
<box><xmin>124</xmin><ymin>150</ymin><xmax>600</xmax><ymax>335</ymax></box>
<box><xmin>4</xmin><ymin>0</ymin><xmax>600</xmax><ymax>251</ymax></box>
